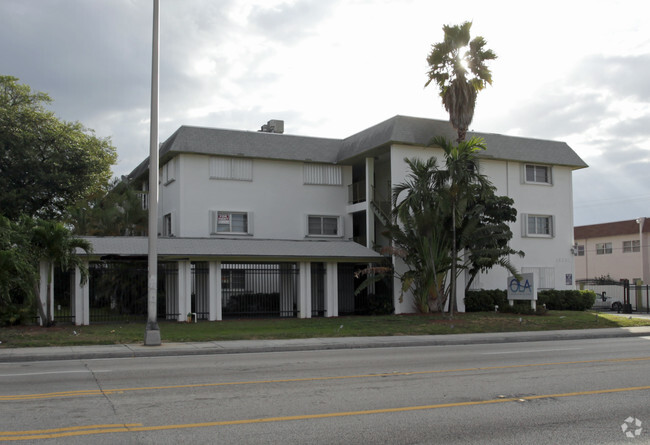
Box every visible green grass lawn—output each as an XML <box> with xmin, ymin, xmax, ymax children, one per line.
<box><xmin>1</xmin><ymin>311</ymin><xmax>648</xmax><ymax>348</ymax></box>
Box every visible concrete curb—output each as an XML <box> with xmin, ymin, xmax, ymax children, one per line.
<box><xmin>2</xmin><ymin>326</ymin><xmax>650</xmax><ymax>363</ymax></box>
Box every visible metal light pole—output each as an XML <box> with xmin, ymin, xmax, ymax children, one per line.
<box><xmin>145</xmin><ymin>0</ymin><xmax>161</xmax><ymax>346</ymax></box>
<box><xmin>637</xmin><ymin>217</ymin><xmax>646</xmax><ymax>285</ymax></box>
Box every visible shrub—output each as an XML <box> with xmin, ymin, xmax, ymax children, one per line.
<box><xmin>367</xmin><ymin>293</ymin><xmax>394</xmax><ymax>315</ymax></box>
<box><xmin>466</xmin><ymin>288</ymin><xmax>596</xmax><ymax>314</ymax></box>
<box><xmin>464</xmin><ymin>289</ymin><xmax>507</xmax><ymax>312</ymax></box>
<box><xmin>538</xmin><ymin>289</ymin><xmax>596</xmax><ymax>311</ymax></box>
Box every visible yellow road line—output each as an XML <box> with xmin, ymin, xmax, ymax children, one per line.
<box><xmin>2</xmin><ymin>356</ymin><xmax>650</xmax><ymax>402</ymax></box>
<box><xmin>2</xmin><ymin>386</ymin><xmax>650</xmax><ymax>441</ymax></box>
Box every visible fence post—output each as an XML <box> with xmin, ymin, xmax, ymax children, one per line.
<box><xmin>325</xmin><ymin>262</ymin><xmax>338</xmax><ymax>317</ymax></box>
<box><xmin>177</xmin><ymin>261</ymin><xmax>192</xmax><ymax>322</ymax></box>
<box><xmin>209</xmin><ymin>261</ymin><xmax>222</xmax><ymax>321</ymax></box>
<box><xmin>298</xmin><ymin>262</ymin><xmax>312</xmax><ymax>318</ymax></box>
<box><xmin>73</xmin><ymin>262</ymin><xmax>90</xmax><ymax>326</ymax></box>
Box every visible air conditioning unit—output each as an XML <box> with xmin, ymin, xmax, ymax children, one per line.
<box><xmin>259</xmin><ymin>119</ymin><xmax>284</xmax><ymax>134</ymax></box>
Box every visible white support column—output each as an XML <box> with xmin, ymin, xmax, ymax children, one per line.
<box><xmin>365</xmin><ymin>157</ymin><xmax>375</xmax><ymax>248</ymax></box>
<box><xmin>177</xmin><ymin>261</ymin><xmax>192</xmax><ymax>322</ymax></box>
<box><xmin>73</xmin><ymin>262</ymin><xmax>90</xmax><ymax>326</ymax></box>
<box><xmin>298</xmin><ymin>262</ymin><xmax>312</xmax><ymax>318</ymax></box>
<box><xmin>209</xmin><ymin>261</ymin><xmax>222</xmax><ymax>321</ymax></box>
<box><xmin>325</xmin><ymin>262</ymin><xmax>339</xmax><ymax>317</ymax></box>
<box><xmin>38</xmin><ymin>261</ymin><xmax>50</xmax><ymax>326</ymax></box>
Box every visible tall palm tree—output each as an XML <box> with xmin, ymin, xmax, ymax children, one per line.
<box><xmin>429</xmin><ymin>135</ymin><xmax>488</xmax><ymax>316</ymax></box>
<box><xmin>31</xmin><ymin>220</ymin><xmax>92</xmax><ymax>326</ymax></box>
<box><xmin>425</xmin><ymin>21</ymin><xmax>496</xmax><ymax>142</ymax></box>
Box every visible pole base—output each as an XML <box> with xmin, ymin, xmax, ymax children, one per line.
<box><xmin>144</xmin><ymin>321</ymin><xmax>161</xmax><ymax>346</ymax></box>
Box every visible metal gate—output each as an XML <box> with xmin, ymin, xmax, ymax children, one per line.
<box><xmin>87</xmin><ymin>261</ymin><xmax>179</xmax><ymax>322</ymax></box>
<box><xmin>577</xmin><ymin>279</ymin><xmax>650</xmax><ymax>313</ymax></box>
<box><xmin>222</xmin><ymin>263</ymin><xmax>299</xmax><ymax>318</ymax></box>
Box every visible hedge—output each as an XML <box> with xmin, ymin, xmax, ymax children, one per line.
<box><xmin>465</xmin><ymin>289</ymin><xmax>596</xmax><ymax>312</ymax></box>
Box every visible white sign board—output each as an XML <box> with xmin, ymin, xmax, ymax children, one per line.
<box><xmin>507</xmin><ymin>273</ymin><xmax>537</xmax><ymax>303</ymax></box>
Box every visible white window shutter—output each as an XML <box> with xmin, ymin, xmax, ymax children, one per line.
<box><xmin>521</xmin><ymin>213</ymin><xmax>528</xmax><ymax>237</ymax></box>
<box><xmin>247</xmin><ymin>211</ymin><xmax>253</xmax><ymax>234</ymax></box>
<box><xmin>550</xmin><ymin>215</ymin><xmax>555</xmax><ymax>237</ymax></box>
<box><xmin>210</xmin><ymin>157</ymin><xmax>231</xmax><ymax>179</ymax></box>
<box><xmin>209</xmin><ymin>210</ymin><xmax>217</xmax><ymax>234</ymax></box>
<box><xmin>232</xmin><ymin>159</ymin><xmax>252</xmax><ymax>181</ymax></box>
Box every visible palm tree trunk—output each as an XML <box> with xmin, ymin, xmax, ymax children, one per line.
<box><xmin>450</xmin><ymin>205</ymin><xmax>456</xmax><ymax>319</ymax></box>
<box><xmin>46</xmin><ymin>262</ymin><xmax>53</xmax><ymax>326</ymax></box>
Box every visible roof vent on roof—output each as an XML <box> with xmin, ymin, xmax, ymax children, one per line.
<box><xmin>259</xmin><ymin>119</ymin><xmax>284</xmax><ymax>134</ymax></box>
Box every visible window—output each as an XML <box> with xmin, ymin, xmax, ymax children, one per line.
<box><xmin>163</xmin><ymin>213</ymin><xmax>172</xmax><ymax>237</ymax></box>
<box><xmin>575</xmin><ymin>245</ymin><xmax>585</xmax><ymax>256</ymax></box>
<box><xmin>308</xmin><ymin>215</ymin><xmax>339</xmax><ymax>236</ymax></box>
<box><xmin>623</xmin><ymin>240</ymin><xmax>640</xmax><ymax>253</ymax></box>
<box><xmin>524</xmin><ymin>164</ymin><xmax>552</xmax><ymax>184</ymax></box>
<box><xmin>222</xmin><ymin>269</ymin><xmax>245</xmax><ymax>290</ymax></box>
<box><xmin>523</xmin><ymin>214</ymin><xmax>554</xmax><ymax>237</ymax></box>
<box><xmin>211</xmin><ymin>211</ymin><xmax>249</xmax><ymax>234</ymax></box>
<box><xmin>596</xmin><ymin>242</ymin><xmax>612</xmax><ymax>255</ymax></box>
<box><xmin>210</xmin><ymin>157</ymin><xmax>253</xmax><ymax>181</ymax></box>
<box><xmin>162</xmin><ymin>158</ymin><xmax>176</xmax><ymax>185</ymax></box>
<box><xmin>304</xmin><ymin>164</ymin><xmax>342</xmax><ymax>185</ymax></box>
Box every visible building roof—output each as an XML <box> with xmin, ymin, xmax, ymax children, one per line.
<box><xmin>574</xmin><ymin>218</ymin><xmax>650</xmax><ymax>239</ymax></box>
<box><xmin>79</xmin><ymin>237</ymin><xmax>384</xmax><ymax>262</ymax></box>
<box><xmin>129</xmin><ymin>115</ymin><xmax>588</xmax><ymax>180</ymax></box>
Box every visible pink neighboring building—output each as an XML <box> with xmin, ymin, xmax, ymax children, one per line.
<box><xmin>574</xmin><ymin>218</ymin><xmax>650</xmax><ymax>283</ymax></box>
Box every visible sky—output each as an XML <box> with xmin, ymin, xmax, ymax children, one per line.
<box><xmin>1</xmin><ymin>0</ymin><xmax>649</xmax><ymax>226</ymax></box>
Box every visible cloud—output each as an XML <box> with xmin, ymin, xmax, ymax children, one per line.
<box><xmin>247</xmin><ymin>0</ymin><xmax>338</xmax><ymax>42</ymax></box>
<box><xmin>579</xmin><ymin>54</ymin><xmax>650</xmax><ymax>101</ymax></box>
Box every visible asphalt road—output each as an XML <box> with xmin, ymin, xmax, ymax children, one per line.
<box><xmin>2</xmin><ymin>336</ymin><xmax>650</xmax><ymax>444</ymax></box>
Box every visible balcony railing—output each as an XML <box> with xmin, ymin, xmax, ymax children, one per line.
<box><xmin>348</xmin><ymin>181</ymin><xmax>366</xmax><ymax>204</ymax></box>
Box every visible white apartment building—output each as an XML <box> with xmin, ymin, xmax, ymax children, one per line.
<box><xmin>52</xmin><ymin>116</ymin><xmax>587</xmax><ymax>325</ymax></box>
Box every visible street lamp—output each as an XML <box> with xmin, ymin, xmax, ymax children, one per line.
<box><xmin>636</xmin><ymin>217</ymin><xmax>646</xmax><ymax>286</ymax></box>
<box><xmin>145</xmin><ymin>0</ymin><xmax>161</xmax><ymax>346</ymax></box>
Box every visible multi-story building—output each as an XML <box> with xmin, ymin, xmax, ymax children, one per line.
<box><xmin>50</xmin><ymin>115</ymin><xmax>587</xmax><ymax>325</ymax></box>
<box><xmin>574</xmin><ymin>218</ymin><xmax>650</xmax><ymax>283</ymax></box>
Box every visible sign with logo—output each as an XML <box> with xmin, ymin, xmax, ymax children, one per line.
<box><xmin>507</xmin><ymin>273</ymin><xmax>536</xmax><ymax>301</ymax></box>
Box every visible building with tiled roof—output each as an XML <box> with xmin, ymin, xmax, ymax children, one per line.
<box><xmin>574</xmin><ymin>218</ymin><xmax>650</xmax><ymax>283</ymax></box>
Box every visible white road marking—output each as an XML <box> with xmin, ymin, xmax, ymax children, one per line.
<box><xmin>480</xmin><ymin>348</ymin><xmax>580</xmax><ymax>355</ymax></box>
<box><xmin>0</xmin><ymin>370</ymin><xmax>110</xmax><ymax>377</ymax></box>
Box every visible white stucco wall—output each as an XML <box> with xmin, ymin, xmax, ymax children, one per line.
<box><xmin>475</xmin><ymin>160</ymin><xmax>576</xmax><ymax>291</ymax></box>
<box><xmin>160</xmin><ymin>154</ymin><xmax>352</xmax><ymax>240</ymax></box>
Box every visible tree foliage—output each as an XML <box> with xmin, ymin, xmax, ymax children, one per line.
<box><xmin>383</xmin><ymin>137</ymin><xmax>520</xmax><ymax>313</ymax></box>
<box><xmin>0</xmin><ymin>75</ymin><xmax>117</xmax><ymax>220</ymax></box>
<box><xmin>425</xmin><ymin>22</ymin><xmax>496</xmax><ymax>142</ymax></box>
<box><xmin>68</xmin><ymin>177</ymin><xmax>147</xmax><ymax>236</ymax></box>
<box><xmin>0</xmin><ymin>215</ymin><xmax>93</xmax><ymax>326</ymax></box>
<box><xmin>31</xmin><ymin>219</ymin><xmax>92</xmax><ymax>326</ymax></box>
<box><xmin>0</xmin><ymin>216</ymin><xmax>38</xmax><ymax>325</ymax></box>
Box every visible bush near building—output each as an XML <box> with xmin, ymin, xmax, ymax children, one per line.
<box><xmin>465</xmin><ymin>289</ymin><xmax>596</xmax><ymax>313</ymax></box>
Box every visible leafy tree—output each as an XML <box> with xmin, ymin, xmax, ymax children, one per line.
<box><xmin>425</xmin><ymin>22</ymin><xmax>496</xmax><ymax>142</ymax></box>
<box><xmin>459</xmin><ymin>187</ymin><xmax>523</xmax><ymax>293</ymax></box>
<box><xmin>383</xmin><ymin>137</ymin><xmax>519</xmax><ymax>313</ymax></box>
<box><xmin>31</xmin><ymin>219</ymin><xmax>92</xmax><ymax>326</ymax></box>
<box><xmin>0</xmin><ymin>216</ymin><xmax>39</xmax><ymax>325</ymax></box>
<box><xmin>68</xmin><ymin>177</ymin><xmax>147</xmax><ymax>236</ymax></box>
<box><xmin>0</xmin><ymin>75</ymin><xmax>117</xmax><ymax>220</ymax></box>
<box><xmin>391</xmin><ymin>157</ymin><xmax>451</xmax><ymax>312</ymax></box>
<box><xmin>425</xmin><ymin>22</ymin><xmax>496</xmax><ymax>315</ymax></box>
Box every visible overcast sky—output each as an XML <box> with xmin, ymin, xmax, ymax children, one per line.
<box><xmin>2</xmin><ymin>0</ymin><xmax>649</xmax><ymax>226</ymax></box>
